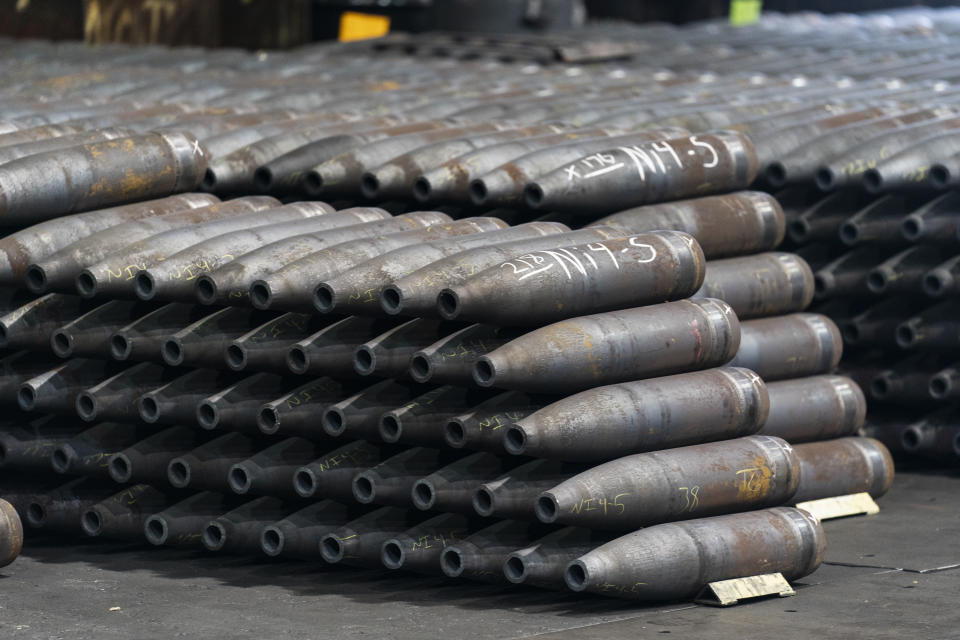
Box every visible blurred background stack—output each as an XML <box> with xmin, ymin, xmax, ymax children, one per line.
<box><xmin>0</xmin><ymin>0</ymin><xmax>956</xmax><ymax>621</ymax></box>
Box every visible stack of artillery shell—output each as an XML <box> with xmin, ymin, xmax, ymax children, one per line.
<box><xmin>18</xmin><ymin>7</ymin><xmax>960</xmax><ymax>599</ymax></box>
<box><xmin>776</xmin><ymin>187</ymin><xmax>960</xmax><ymax>464</ymax></box>
<box><xmin>0</xmin><ymin>185</ymin><xmax>895</xmax><ymax>602</ymax></box>
<box><xmin>4</xmin><ymin>16</ymin><xmax>960</xmax><ymax>224</ymax></box>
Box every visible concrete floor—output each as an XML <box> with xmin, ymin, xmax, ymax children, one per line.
<box><xmin>1</xmin><ymin>469</ymin><xmax>957</xmax><ymax>640</ymax></box>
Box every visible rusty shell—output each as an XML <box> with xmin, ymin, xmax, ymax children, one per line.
<box><xmin>0</xmin><ymin>193</ymin><xmax>218</xmax><ymax>286</ymax></box>
<box><xmin>504</xmin><ymin>527</ymin><xmax>614</xmax><ymax>589</ymax></box>
<box><xmin>0</xmin><ymin>132</ymin><xmax>209</xmax><ymax>225</ymax></box>
<box><xmin>19</xmin><ymin>358</ymin><xmax>124</xmax><ymax>414</ymax></box>
<box><xmin>81</xmin><ymin>485</ymin><xmax>173</xmax><ymax>540</ymax></box>
<box><xmin>138</xmin><ymin>368</ymin><xmax>243</xmax><ymax>425</ymax></box>
<box><xmin>352</xmin><ymin>447</ymin><xmax>461</xmax><ymax>508</ymax></box>
<box><xmin>537</xmin><ymin>435</ymin><xmax>800</xmax><ymax>530</ymax></box>
<box><xmin>410</xmin><ymin>324</ymin><xmax>528</xmax><ymax>386</ymax></box>
<box><xmin>355</xmin><ymin>318</ymin><xmax>467</xmax><ymax>380</ymax></box>
<box><xmin>439</xmin><ymin>231</ymin><xmax>705</xmax><ymax>326</ymax></box>
<box><xmin>108</xmin><ymin>426</ymin><xmax>208</xmax><ymax>485</ymax></box>
<box><xmin>251</xmin><ymin>217</ymin><xmax>508</xmax><ymax>313</ymax></box>
<box><xmin>228</xmin><ymin>437</ymin><xmax>322</xmax><ymax>497</ymax></box>
<box><xmin>192</xmin><ymin>211</ymin><xmax>455</xmax><ymax>307</ymax></box>
<box><xmin>315</xmin><ymin>221</ymin><xmax>569</xmax><ymax>315</ymax></box>
<box><xmin>760</xmin><ymin>375</ymin><xmax>867</xmax><ymax>442</ymax></box>
<box><xmin>381</xmin><ymin>513</ymin><xmax>479</xmax><ymax>573</ymax></box>
<box><xmin>196</xmin><ymin>372</ymin><xmax>289</xmax><ymax>433</ymax></box>
<box><xmin>692</xmin><ymin>252</ymin><xmax>814</xmax><ymax>319</ymax></box>
<box><xmin>287</xmin><ymin>316</ymin><xmax>405</xmax><ymax>378</ymax></box>
<box><xmin>319</xmin><ymin>506</ymin><xmax>427</xmax><ymax>567</ymax></box>
<box><xmin>135</xmin><ymin>205</ymin><xmax>395</xmax><ymax>302</ymax></box>
<box><xmin>566</xmin><ymin>507</ymin><xmax>824</xmax><ymax>600</ymax></box>
<box><xmin>144</xmin><ymin>492</ymin><xmax>239</xmax><ymax>547</ymax></box>
<box><xmin>473</xmin><ymin>459</ymin><xmax>585</xmax><ymax>520</ymax></box>
<box><xmin>76</xmin><ymin>202</ymin><xmax>335</xmax><ymax>299</ymax></box>
<box><xmin>475</xmin><ymin>299</ymin><xmax>741</xmax><ymax>394</ymax></box>
<box><xmin>525</xmin><ymin>131</ymin><xmax>758</xmax><ymax>213</ymax></box>
<box><xmin>51</xmin><ymin>300</ymin><xmax>162</xmax><ymax>358</ymax></box>
<box><xmin>382</xmin><ymin>227</ymin><xmax>620</xmax><ymax>318</ymax></box>
<box><xmin>167</xmin><ymin>432</ymin><xmax>264</xmax><ymax>492</ymax></box>
<box><xmin>202</xmin><ymin>497</ymin><xmax>292</xmax><ymax>554</ymax></box>
<box><xmin>791</xmin><ymin>437</ymin><xmax>894</xmax><ymax>503</ymax></box>
<box><xmin>440</xmin><ymin>519</ymin><xmax>555</xmax><ymax>582</ymax></box>
<box><xmin>257</xmin><ymin>377</ymin><xmax>356</xmax><ymax>439</ymax></box>
<box><xmin>470</xmin><ymin>129</ymin><xmax>690</xmax><ymax>208</ymax></box>
<box><xmin>51</xmin><ymin>422</ymin><xmax>156</xmax><ymax>479</ymax></box>
<box><xmin>25</xmin><ymin>196</ymin><xmax>279</xmax><ymax>294</ymax></box>
<box><xmin>261</xmin><ymin>500</ymin><xmax>367</xmax><ymax>559</ymax></box>
<box><xmin>75</xmin><ymin>362</ymin><xmax>180</xmax><ymax>423</ymax></box>
<box><xmin>410</xmin><ymin>452</ymin><xmax>522</xmax><ymax>514</ymax></box>
<box><xmin>0</xmin><ymin>416</ymin><xmax>85</xmax><ymax>472</ymax></box>
<box><xmin>294</xmin><ymin>440</ymin><xmax>399</xmax><ymax>502</ymax></box>
<box><xmin>227</xmin><ymin>313</ymin><xmax>337</xmax><ymax>374</ymax></box>
<box><xmin>730</xmin><ymin>313</ymin><xmax>842</xmax><ymax>381</ymax></box>
<box><xmin>445</xmin><ymin>390</ymin><xmax>553</xmax><ymax>452</ymax></box>
<box><xmin>506</xmin><ymin>368</ymin><xmax>768</xmax><ymax>462</ymax></box>
<box><xmin>163</xmin><ymin>307</ymin><xmax>279</xmax><ymax>369</ymax></box>
<box><xmin>589</xmin><ymin>191</ymin><xmax>785</xmax><ymax>259</ymax></box>
<box><xmin>0</xmin><ymin>127</ymin><xmax>135</xmax><ymax>164</ymax></box>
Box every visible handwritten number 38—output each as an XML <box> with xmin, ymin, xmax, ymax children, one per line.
<box><xmin>679</xmin><ymin>486</ymin><xmax>700</xmax><ymax>512</ymax></box>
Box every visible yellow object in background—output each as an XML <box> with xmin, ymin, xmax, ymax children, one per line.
<box><xmin>339</xmin><ymin>11</ymin><xmax>390</xmax><ymax>42</ymax></box>
<box><xmin>730</xmin><ymin>0</ymin><xmax>761</xmax><ymax>26</ymax></box>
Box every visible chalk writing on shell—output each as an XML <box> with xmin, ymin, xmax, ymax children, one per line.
<box><xmin>500</xmin><ymin>236</ymin><xmax>656</xmax><ymax>282</ymax></box>
<box><xmin>562</xmin><ymin>136</ymin><xmax>721</xmax><ymax>182</ymax></box>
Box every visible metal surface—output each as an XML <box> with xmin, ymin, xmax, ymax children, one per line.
<box><xmin>729</xmin><ymin>313</ymin><xmax>842</xmax><ymax>381</ymax></box>
<box><xmin>590</xmin><ymin>192</ymin><xmax>785</xmax><ymax>259</ymax></box>
<box><xmin>437</xmin><ymin>231</ymin><xmax>705</xmax><ymax>326</ymax></box>
<box><xmin>380</xmin><ymin>512</ymin><xmax>478</xmax><ymax>573</ymax></box>
<box><xmin>525</xmin><ymin>132</ymin><xmax>758</xmax><ymax>213</ymax></box>
<box><xmin>565</xmin><ymin>508</ymin><xmax>824</xmax><ymax>601</ymax></box>
<box><xmin>474</xmin><ymin>299</ymin><xmax>740</xmax><ymax>393</ymax></box>
<box><xmin>759</xmin><ymin>376</ymin><xmax>867</xmax><ymax>442</ymax></box>
<box><xmin>0</xmin><ymin>498</ymin><xmax>22</xmax><ymax>567</ymax></box>
<box><xmin>537</xmin><ymin>436</ymin><xmax>801</xmax><ymax>530</ymax></box>
<box><xmin>505</xmin><ymin>368</ymin><xmax>768</xmax><ymax>461</ymax></box>
<box><xmin>0</xmin><ymin>132</ymin><xmax>208</xmax><ymax>225</ymax></box>
<box><xmin>791</xmin><ymin>437</ymin><xmax>895</xmax><ymax>503</ymax></box>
